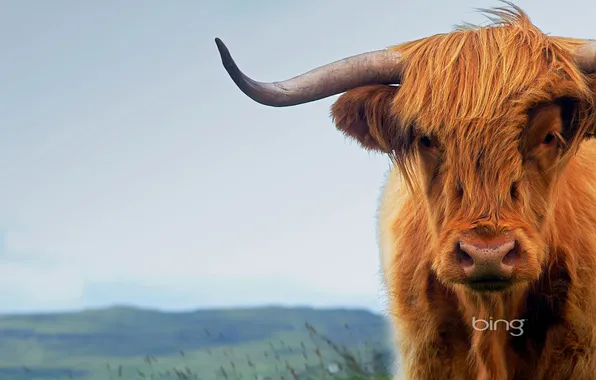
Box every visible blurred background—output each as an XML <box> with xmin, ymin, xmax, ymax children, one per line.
<box><xmin>0</xmin><ymin>0</ymin><xmax>593</xmax><ymax>378</ymax></box>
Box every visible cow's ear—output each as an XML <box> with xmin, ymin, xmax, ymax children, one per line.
<box><xmin>331</xmin><ymin>85</ymin><xmax>399</xmax><ymax>153</ymax></box>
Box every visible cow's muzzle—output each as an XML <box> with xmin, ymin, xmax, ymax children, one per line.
<box><xmin>456</xmin><ymin>233</ymin><xmax>520</xmax><ymax>291</ymax></box>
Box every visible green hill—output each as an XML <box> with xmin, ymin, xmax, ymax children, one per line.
<box><xmin>0</xmin><ymin>306</ymin><xmax>394</xmax><ymax>379</ymax></box>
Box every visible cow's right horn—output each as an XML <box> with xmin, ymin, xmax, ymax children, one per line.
<box><xmin>214</xmin><ymin>38</ymin><xmax>404</xmax><ymax>107</ymax></box>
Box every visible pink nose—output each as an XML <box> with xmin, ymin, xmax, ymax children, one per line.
<box><xmin>456</xmin><ymin>235</ymin><xmax>519</xmax><ymax>281</ymax></box>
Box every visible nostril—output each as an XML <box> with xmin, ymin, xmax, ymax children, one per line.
<box><xmin>456</xmin><ymin>243</ymin><xmax>474</xmax><ymax>268</ymax></box>
<box><xmin>502</xmin><ymin>242</ymin><xmax>520</xmax><ymax>266</ymax></box>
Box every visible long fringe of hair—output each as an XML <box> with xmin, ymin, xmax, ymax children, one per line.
<box><xmin>383</xmin><ymin>2</ymin><xmax>596</xmax><ymax>193</ymax></box>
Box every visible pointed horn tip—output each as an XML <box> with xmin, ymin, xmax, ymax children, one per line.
<box><xmin>214</xmin><ymin>38</ymin><xmax>238</xmax><ymax>75</ymax></box>
<box><xmin>214</xmin><ymin>37</ymin><xmax>228</xmax><ymax>58</ymax></box>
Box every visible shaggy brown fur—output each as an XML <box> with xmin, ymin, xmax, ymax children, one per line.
<box><xmin>331</xmin><ymin>4</ymin><xmax>596</xmax><ymax>380</ymax></box>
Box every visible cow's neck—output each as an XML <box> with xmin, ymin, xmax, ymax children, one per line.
<box><xmin>454</xmin><ymin>288</ymin><xmax>526</xmax><ymax>378</ymax></box>
<box><xmin>448</xmin><ymin>258</ymin><xmax>571</xmax><ymax>379</ymax></box>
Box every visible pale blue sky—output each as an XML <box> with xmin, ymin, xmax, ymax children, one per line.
<box><xmin>0</xmin><ymin>0</ymin><xmax>593</xmax><ymax>313</ymax></box>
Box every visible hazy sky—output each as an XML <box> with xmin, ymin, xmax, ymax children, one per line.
<box><xmin>0</xmin><ymin>0</ymin><xmax>594</xmax><ymax>314</ymax></box>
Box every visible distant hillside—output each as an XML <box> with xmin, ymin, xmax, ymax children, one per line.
<box><xmin>0</xmin><ymin>306</ymin><xmax>394</xmax><ymax>379</ymax></box>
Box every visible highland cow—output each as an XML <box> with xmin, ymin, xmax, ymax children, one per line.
<box><xmin>215</xmin><ymin>4</ymin><xmax>596</xmax><ymax>379</ymax></box>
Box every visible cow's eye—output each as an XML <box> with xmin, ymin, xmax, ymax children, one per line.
<box><xmin>542</xmin><ymin>133</ymin><xmax>555</xmax><ymax>145</ymax></box>
<box><xmin>420</xmin><ymin>136</ymin><xmax>434</xmax><ymax>149</ymax></box>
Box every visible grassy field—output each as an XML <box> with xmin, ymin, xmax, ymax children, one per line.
<box><xmin>0</xmin><ymin>306</ymin><xmax>394</xmax><ymax>379</ymax></box>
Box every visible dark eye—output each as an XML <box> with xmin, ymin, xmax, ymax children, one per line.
<box><xmin>420</xmin><ymin>136</ymin><xmax>434</xmax><ymax>149</ymax></box>
<box><xmin>456</xmin><ymin>181</ymin><xmax>464</xmax><ymax>198</ymax></box>
<box><xmin>510</xmin><ymin>181</ymin><xmax>518</xmax><ymax>200</ymax></box>
<box><xmin>542</xmin><ymin>133</ymin><xmax>555</xmax><ymax>145</ymax></box>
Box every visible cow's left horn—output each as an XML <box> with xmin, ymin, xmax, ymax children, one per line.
<box><xmin>214</xmin><ymin>38</ymin><xmax>404</xmax><ymax>107</ymax></box>
<box><xmin>574</xmin><ymin>39</ymin><xmax>596</xmax><ymax>74</ymax></box>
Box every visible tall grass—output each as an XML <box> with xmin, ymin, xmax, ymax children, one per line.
<box><xmin>101</xmin><ymin>321</ymin><xmax>393</xmax><ymax>380</ymax></box>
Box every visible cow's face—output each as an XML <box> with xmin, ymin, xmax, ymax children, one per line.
<box><xmin>414</xmin><ymin>99</ymin><xmax>579</xmax><ymax>292</ymax></box>
<box><xmin>332</xmin><ymin>83</ymin><xmax>592</xmax><ymax>293</ymax></box>
<box><xmin>334</xmin><ymin>90</ymin><xmax>576</xmax><ymax>293</ymax></box>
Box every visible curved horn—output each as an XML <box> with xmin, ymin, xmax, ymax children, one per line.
<box><xmin>573</xmin><ymin>39</ymin><xmax>596</xmax><ymax>74</ymax></box>
<box><xmin>214</xmin><ymin>38</ymin><xmax>404</xmax><ymax>107</ymax></box>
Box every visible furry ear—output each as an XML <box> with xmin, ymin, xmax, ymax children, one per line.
<box><xmin>331</xmin><ymin>85</ymin><xmax>400</xmax><ymax>153</ymax></box>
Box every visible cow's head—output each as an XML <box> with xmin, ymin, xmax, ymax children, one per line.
<box><xmin>215</xmin><ymin>6</ymin><xmax>596</xmax><ymax>293</ymax></box>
